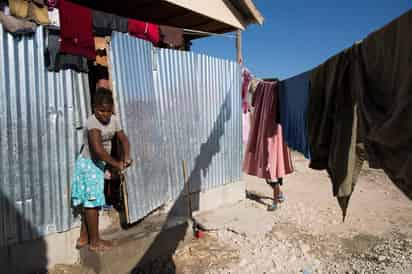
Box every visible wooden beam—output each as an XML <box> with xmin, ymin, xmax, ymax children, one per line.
<box><xmin>236</xmin><ymin>30</ymin><xmax>243</xmax><ymax>64</ymax></box>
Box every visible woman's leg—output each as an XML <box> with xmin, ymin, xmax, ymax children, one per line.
<box><xmin>76</xmin><ymin>210</ymin><xmax>89</xmax><ymax>248</ymax></box>
<box><xmin>85</xmin><ymin>207</ymin><xmax>112</xmax><ymax>251</ymax></box>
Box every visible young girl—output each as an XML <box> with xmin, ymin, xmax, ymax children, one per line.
<box><xmin>71</xmin><ymin>87</ymin><xmax>132</xmax><ymax>252</ymax></box>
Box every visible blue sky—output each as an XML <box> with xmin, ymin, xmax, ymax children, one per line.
<box><xmin>191</xmin><ymin>1</ymin><xmax>411</xmax><ymax>80</ymax></box>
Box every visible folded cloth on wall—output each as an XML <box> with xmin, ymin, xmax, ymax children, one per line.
<box><xmin>59</xmin><ymin>0</ymin><xmax>95</xmax><ymax>59</ymax></box>
<box><xmin>279</xmin><ymin>70</ymin><xmax>311</xmax><ymax>159</ymax></box>
<box><xmin>128</xmin><ymin>19</ymin><xmax>160</xmax><ymax>45</ymax></box>
<box><xmin>92</xmin><ymin>10</ymin><xmax>128</xmax><ymax>37</ymax></box>
<box><xmin>27</xmin><ymin>0</ymin><xmax>49</xmax><ymax>25</ymax></box>
<box><xmin>45</xmin><ymin>28</ymin><xmax>89</xmax><ymax>73</ymax></box>
<box><xmin>9</xmin><ymin>0</ymin><xmax>49</xmax><ymax>24</ymax></box>
<box><xmin>159</xmin><ymin>25</ymin><xmax>184</xmax><ymax>49</ymax></box>
<box><xmin>353</xmin><ymin>9</ymin><xmax>412</xmax><ymax>199</ymax></box>
<box><xmin>8</xmin><ymin>0</ymin><xmax>28</xmax><ymax>18</ymax></box>
<box><xmin>243</xmin><ymin>81</ymin><xmax>293</xmax><ymax>180</ymax></box>
<box><xmin>0</xmin><ymin>10</ymin><xmax>36</xmax><ymax>34</ymax></box>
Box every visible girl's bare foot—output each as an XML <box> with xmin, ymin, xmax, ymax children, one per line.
<box><xmin>89</xmin><ymin>239</ymin><xmax>113</xmax><ymax>252</ymax></box>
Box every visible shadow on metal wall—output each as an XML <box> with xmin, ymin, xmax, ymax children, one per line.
<box><xmin>0</xmin><ymin>190</ymin><xmax>48</xmax><ymax>274</ymax></box>
<box><xmin>131</xmin><ymin>92</ymin><xmax>232</xmax><ymax>273</ymax></box>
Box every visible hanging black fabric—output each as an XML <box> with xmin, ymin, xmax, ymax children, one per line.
<box><xmin>92</xmin><ymin>10</ymin><xmax>128</xmax><ymax>36</ymax></box>
<box><xmin>353</xmin><ymin>9</ymin><xmax>412</xmax><ymax>199</ymax></box>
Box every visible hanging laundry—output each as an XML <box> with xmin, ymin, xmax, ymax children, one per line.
<box><xmin>8</xmin><ymin>0</ymin><xmax>49</xmax><ymax>24</ymax></box>
<box><xmin>241</xmin><ymin>69</ymin><xmax>252</xmax><ymax>113</ymax></box>
<box><xmin>241</xmin><ymin>69</ymin><xmax>253</xmax><ymax>145</ymax></box>
<box><xmin>94</xmin><ymin>36</ymin><xmax>108</xmax><ymax>67</ymax></box>
<box><xmin>45</xmin><ymin>28</ymin><xmax>89</xmax><ymax>73</ymax></box>
<box><xmin>158</xmin><ymin>25</ymin><xmax>184</xmax><ymax>49</ymax></box>
<box><xmin>278</xmin><ymin>70</ymin><xmax>311</xmax><ymax>159</ymax></box>
<box><xmin>128</xmin><ymin>19</ymin><xmax>160</xmax><ymax>46</ymax></box>
<box><xmin>27</xmin><ymin>0</ymin><xmax>49</xmax><ymax>25</ymax></box>
<box><xmin>47</xmin><ymin>7</ymin><xmax>58</xmax><ymax>28</ymax></box>
<box><xmin>352</xmin><ymin>9</ymin><xmax>412</xmax><ymax>199</ymax></box>
<box><xmin>59</xmin><ymin>0</ymin><xmax>95</xmax><ymax>60</ymax></box>
<box><xmin>308</xmin><ymin>51</ymin><xmax>354</xmax><ymax>177</ymax></box>
<box><xmin>92</xmin><ymin>10</ymin><xmax>128</xmax><ymax>37</ymax></box>
<box><xmin>8</xmin><ymin>0</ymin><xmax>28</xmax><ymax>18</ymax></box>
<box><xmin>0</xmin><ymin>10</ymin><xmax>36</xmax><ymax>34</ymax></box>
<box><xmin>243</xmin><ymin>80</ymin><xmax>293</xmax><ymax>181</ymax></box>
<box><xmin>46</xmin><ymin>0</ymin><xmax>57</xmax><ymax>11</ymax></box>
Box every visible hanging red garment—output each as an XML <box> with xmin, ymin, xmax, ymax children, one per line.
<box><xmin>128</xmin><ymin>19</ymin><xmax>160</xmax><ymax>46</ymax></box>
<box><xmin>58</xmin><ymin>0</ymin><xmax>95</xmax><ymax>59</ymax></box>
<box><xmin>243</xmin><ymin>81</ymin><xmax>293</xmax><ymax>180</ymax></box>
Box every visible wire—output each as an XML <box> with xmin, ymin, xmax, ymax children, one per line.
<box><xmin>183</xmin><ymin>28</ymin><xmax>236</xmax><ymax>39</ymax></box>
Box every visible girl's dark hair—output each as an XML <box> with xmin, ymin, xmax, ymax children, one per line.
<box><xmin>93</xmin><ymin>88</ymin><xmax>114</xmax><ymax>106</ymax></box>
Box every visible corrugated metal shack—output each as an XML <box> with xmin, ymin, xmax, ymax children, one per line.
<box><xmin>0</xmin><ymin>26</ymin><xmax>242</xmax><ymax>246</ymax></box>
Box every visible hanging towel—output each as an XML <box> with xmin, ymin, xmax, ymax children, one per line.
<box><xmin>128</xmin><ymin>19</ymin><xmax>160</xmax><ymax>45</ymax></box>
<box><xmin>159</xmin><ymin>25</ymin><xmax>184</xmax><ymax>49</ymax></box>
<box><xmin>59</xmin><ymin>0</ymin><xmax>95</xmax><ymax>59</ymax></box>
<box><xmin>278</xmin><ymin>70</ymin><xmax>311</xmax><ymax>159</ymax></box>
<box><xmin>92</xmin><ymin>10</ymin><xmax>128</xmax><ymax>36</ymax></box>
<box><xmin>243</xmin><ymin>81</ymin><xmax>293</xmax><ymax>180</ymax></box>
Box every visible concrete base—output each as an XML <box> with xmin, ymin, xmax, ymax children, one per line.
<box><xmin>196</xmin><ymin>180</ymin><xmax>246</xmax><ymax>213</ymax></box>
<box><xmin>1</xmin><ymin>181</ymin><xmax>246</xmax><ymax>274</ymax></box>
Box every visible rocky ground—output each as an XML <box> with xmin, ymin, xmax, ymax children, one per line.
<box><xmin>165</xmin><ymin>153</ymin><xmax>412</xmax><ymax>274</ymax></box>
<box><xmin>51</xmin><ymin>153</ymin><xmax>412</xmax><ymax>274</ymax></box>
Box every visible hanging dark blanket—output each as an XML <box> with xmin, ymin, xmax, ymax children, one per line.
<box><xmin>353</xmin><ymin>9</ymin><xmax>412</xmax><ymax>199</ymax></box>
<box><xmin>307</xmin><ymin>49</ymin><xmax>357</xmax><ymax>196</ymax></box>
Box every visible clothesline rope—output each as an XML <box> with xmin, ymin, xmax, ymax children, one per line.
<box><xmin>183</xmin><ymin>28</ymin><xmax>236</xmax><ymax>39</ymax></box>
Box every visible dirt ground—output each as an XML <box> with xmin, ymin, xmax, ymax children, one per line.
<box><xmin>50</xmin><ymin>153</ymin><xmax>412</xmax><ymax>274</ymax></box>
<box><xmin>166</xmin><ymin>153</ymin><xmax>412</xmax><ymax>274</ymax></box>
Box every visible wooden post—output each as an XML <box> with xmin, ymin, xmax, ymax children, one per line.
<box><xmin>236</xmin><ymin>30</ymin><xmax>243</xmax><ymax>64</ymax></box>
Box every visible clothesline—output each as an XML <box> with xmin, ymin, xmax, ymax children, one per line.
<box><xmin>183</xmin><ymin>28</ymin><xmax>236</xmax><ymax>39</ymax></box>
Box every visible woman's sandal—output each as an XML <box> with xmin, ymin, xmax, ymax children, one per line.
<box><xmin>278</xmin><ymin>192</ymin><xmax>285</xmax><ymax>203</ymax></box>
<box><xmin>267</xmin><ymin>202</ymin><xmax>278</xmax><ymax>212</ymax></box>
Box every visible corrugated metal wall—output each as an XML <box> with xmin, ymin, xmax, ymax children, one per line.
<box><xmin>0</xmin><ymin>26</ymin><xmax>90</xmax><ymax>246</ymax></box>
<box><xmin>110</xmin><ymin>32</ymin><xmax>242</xmax><ymax>224</ymax></box>
<box><xmin>110</xmin><ymin>33</ymin><xmax>168</xmax><ymax>223</ymax></box>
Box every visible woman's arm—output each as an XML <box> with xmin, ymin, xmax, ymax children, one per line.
<box><xmin>88</xmin><ymin>129</ymin><xmax>123</xmax><ymax>170</ymax></box>
<box><xmin>116</xmin><ymin>130</ymin><xmax>132</xmax><ymax>165</ymax></box>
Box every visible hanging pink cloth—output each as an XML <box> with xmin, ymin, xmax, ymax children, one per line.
<box><xmin>242</xmin><ymin>70</ymin><xmax>252</xmax><ymax>113</ymax></box>
<box><xmin>243</xmin><ymin>81</ymin><xmax>293</xmax><ymax>180</ymax></box>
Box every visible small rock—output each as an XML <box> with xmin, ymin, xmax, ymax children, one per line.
<box><xmin>378</xmin><ymin>256</ymin><xmax>386</xmax><ymax>262</ymax></box>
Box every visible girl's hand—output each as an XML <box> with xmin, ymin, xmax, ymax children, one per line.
<box><xmin>124</xmin><ymin>159</ymin><xmax>133</xmax><ymax>168</ymax></box>
<box><xmin>113</xmin><ymin>160</ymin><xmax>124</xmax><ymax>171</ymax></box>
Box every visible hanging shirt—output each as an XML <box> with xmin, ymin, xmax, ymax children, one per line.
<box><xmin>278</xmin><ymin>70</ymin><xmax>311</xmax><ymax>159</ymax></box>
<box><xmin>45</xmin><ymin>28</ymin><xmax>89</xmax><ymax>73</ymax></box>
<box><xmin>128</xmin><ymin>19</ymin><xmax>160</xmax><ymax>46</ymax></box>
<box><xmin>92</xmin><ymin>10</ymin><xmax>128</xmax><ymax>37</ymax></box>
<box><xmin>243</xmin><ymin>81</ymin><xmax>293</xmax><ymax>180</ymax></box>
<box><xmin>47</xmin><ymin>7</ymin><xmax>59</xmax><ymax>28</ymax></box>
<box><xmin>58</xmin><ymin>0</ymin><xmax>95</xmax><ymax>59</ymax></box>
